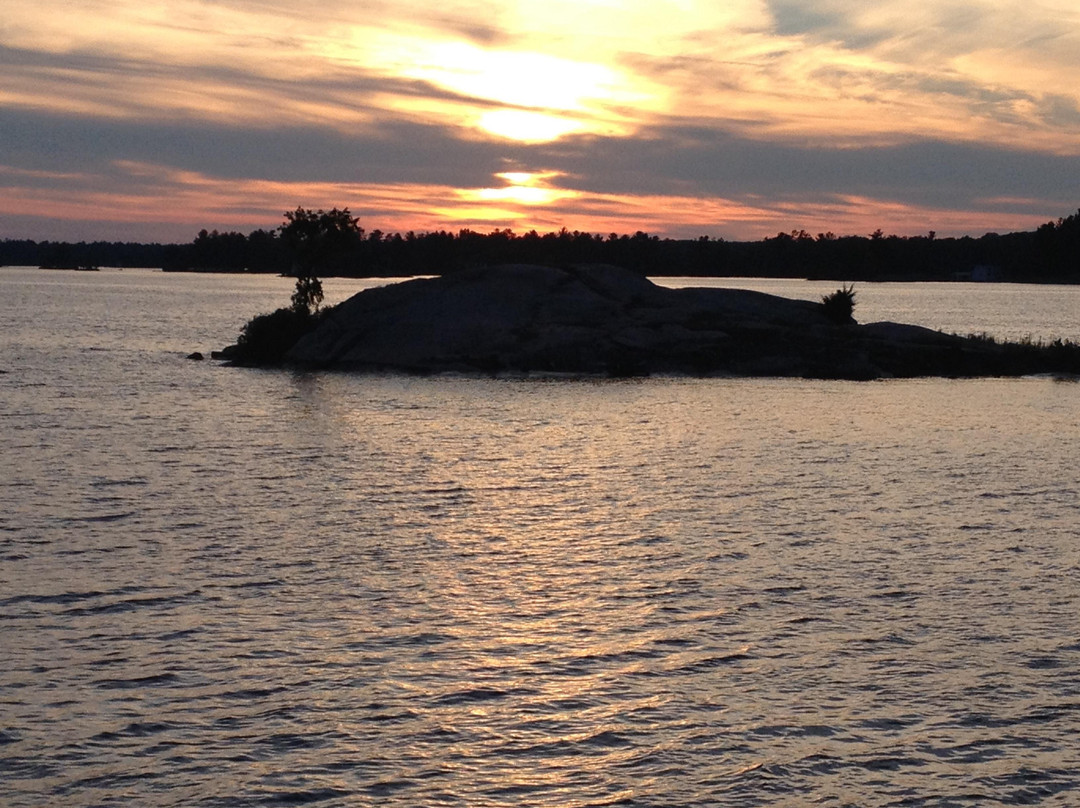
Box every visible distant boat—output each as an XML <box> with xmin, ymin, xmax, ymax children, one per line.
<box><xmin>39</xmin><ymin>264</ymin><xmax>100</xmax><ymax>271</ymax></box>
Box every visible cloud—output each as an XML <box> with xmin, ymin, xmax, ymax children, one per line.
<box><xmin>763</xmin><ymin>0</ymin><xmax>1075</xmax><ymax>57</ymax></box>
<box><xmin>0</xmin><ymin>106</ymin><xmax>519</xmax><ymax>187</ymax></box>
<box><xmin>539</xmin><ymin>126</ymin><xmax>1080</xmax><ymax>212</ymax></box>
<box><xmin>3</xmin><ymin>103</ymin><xmax>1073</xmax><ymax>242</ymax></box>
<box><xmin>6</xmin><ymin>0</ymin><xmax>1079</xmax><ymax>151</ymax></box>
<box><xmin>2</xmin><ymin>0</ymin><xmax>1079</xmax><ymax>241</ymax></box>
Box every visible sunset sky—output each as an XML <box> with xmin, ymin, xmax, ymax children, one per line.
<box><xmin>3</xmin><ymin>0</ymin><xmax>1080</xmax><ymax>242</ymax></box>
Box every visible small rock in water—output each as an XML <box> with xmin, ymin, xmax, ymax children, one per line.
<box><xmin>211</xmin><ymin>345</ymin><xmax>238</xmax><ymax>360</ymax></box>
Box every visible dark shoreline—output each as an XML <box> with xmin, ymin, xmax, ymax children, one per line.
<box><xmin>6</xmin><ymin>208</ymin><xmax>1080</xmax><ymax>283</ymax></box>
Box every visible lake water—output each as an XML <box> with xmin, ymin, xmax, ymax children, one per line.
<box><xmin>2</xmin><ymin>268</ymin><xmax>1080</xmax><ymax>807</ymax></box>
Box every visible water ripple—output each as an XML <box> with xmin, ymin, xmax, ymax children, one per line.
<box><xmin>3</xmin><ymin>313</ymin><xmax>1080</xmax><ymax>807</ymax></box>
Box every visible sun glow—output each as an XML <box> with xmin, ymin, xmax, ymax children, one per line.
<box><xmin>400</xmin><ymin>42</ymin><xmax>626</xmax><ymax>110</ymax></box>
<box><xmin>476</xmin><ymin>109</ymin><xmax>582</xmax><ymax>142</ymax></box>
<box><xmin>466</xmin><ymin>171</ymin><xmax>572</xmax><ymax>206</ymax></box>
<box><xmin>375</xmin><ymin>37</ymin><xmax>649</xmax><ymax>141</ymax></box>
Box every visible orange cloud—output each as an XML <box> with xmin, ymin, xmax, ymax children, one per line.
<box><xmin>6</xmin><ymin>159</ymin><xmax>1054</xmax><ymax>241</ymax></box>
<box><xmin>3</xmin><ymin>0</ymin><xmax>1079</xmax><ymax>241</ymax></box>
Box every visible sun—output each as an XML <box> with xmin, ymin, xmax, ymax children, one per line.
<box><xmin>476</xmin><ymin>110</ymin><xmax>583</xmax><ymax>143</ymax></box>
<box><xmin>383</xmin><ymin>39</ymin><xmax>640</xmax><ymax>142</ymax></box>
<box><xmin>457</xmin><ymin>171</ymin><xmax>573</xmax><ymax>211</ymax></box>
<box><xmin>409</xmin><ymin>42</ymin><xmax>619</xmax><ymax>109</ymax></box>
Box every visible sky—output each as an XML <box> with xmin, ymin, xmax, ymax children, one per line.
<box><xmin>3</xmin><ymin>0</ymin><xmax>1080</xmax><ymax>243</ymax></box>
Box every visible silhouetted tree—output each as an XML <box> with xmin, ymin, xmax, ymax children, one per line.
<box><xmin>279</xmin><ymin>207</ymin><xmax>363</xmax><ymax>313</ymax></box>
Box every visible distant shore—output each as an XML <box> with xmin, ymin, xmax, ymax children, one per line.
<box><xmin>5</xmin><ymin>210</ymin><xmax>1080</xmax><ymax>282</ymax></box>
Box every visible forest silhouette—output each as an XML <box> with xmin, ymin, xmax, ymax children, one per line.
<box><xmin>4</xmin><ymin>209</ymin><xmax>1080</xmax><ymax>283</ymax></box>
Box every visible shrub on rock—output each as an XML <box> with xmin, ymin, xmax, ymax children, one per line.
<box><xmin>822</xmin><ymin>284</ymin><xmax>856</xmax><ymax>324</ymax></box>
<box><xmin>234</xmin><ymin>306</ymin><xmax>322</xmax><ymax>365</ymax></box>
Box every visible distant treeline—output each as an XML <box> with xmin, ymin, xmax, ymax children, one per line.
<box><xmin>5</xmin><ymin>210</ymin><xmax>1080</xmax><ymax>282</ymax></box>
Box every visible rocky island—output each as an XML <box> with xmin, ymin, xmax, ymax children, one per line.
<box><xmin>218</xmin><ymin>264</ymin><xmax>1080</xmax><ymax>379</ymax></box>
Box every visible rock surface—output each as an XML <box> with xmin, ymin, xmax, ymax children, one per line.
<box><xmin>270</xmin><ymin>264</ymin><xmax>1077</xmax><ymax>379</ymax></box>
